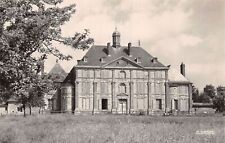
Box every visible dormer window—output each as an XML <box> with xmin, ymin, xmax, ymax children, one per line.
<box><xmin>83</xmin><ymin>56</ymin><xmax>88</xmax><ymax>62</ymax></box>
<box><xmin>151</xmin><ymin>57</ymin><xmax>157</xmax><ymax>63</ymax></box>
<box><xmin>100</xmin><ymin>57</ymin><xmax>106</xmax><ymax>63</ymax></box>
<box><xmin>135</xmin><ymin>57</ymin><xmax>141</xmax><ymax>63</ymax></box>
<box><xmin>119</xmin><ymin>83</ymin><xmax>126</xmax><ymax>93</ymax></box>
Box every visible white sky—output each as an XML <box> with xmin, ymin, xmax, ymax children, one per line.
<box><xmin>44</xmin><ymin>0</ymin><xmax>225</xmax><ymax>91</ymax></box>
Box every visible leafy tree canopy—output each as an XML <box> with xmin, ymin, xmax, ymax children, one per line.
<box><xmin>213</xmin><ymin>86</ymin><xmax>225</xmax><ymax>112</ymax></box>
<box><xmin>203</xmin><ymin>84</ymin><xmax>216</xmax><ymax>99</ymax></box>
<box><xmin>0</xmin><ymin>0</ymin><xmax>93</xmax><ymax>110</ymax></box>
<box><xmin>192</xmin><ymin>85</ymin><xmax>199</xmax><ymax>103</ymax></box>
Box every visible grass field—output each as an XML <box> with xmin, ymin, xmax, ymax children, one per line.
<box><xmin>0</xmin><ymin>114</ymin><xmax>224</xmax><ymax>143</ymax></box>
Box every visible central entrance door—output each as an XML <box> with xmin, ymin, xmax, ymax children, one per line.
<box><xmin>117</xmin><ymin>99</ymin><xmax>127</xmax><ymax>114</ymax></box>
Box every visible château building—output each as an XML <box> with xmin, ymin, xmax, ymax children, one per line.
<box><xmin>52</xmin><ymin>29</ymin><xmax>193</xmax><ymax>115</ymax></box>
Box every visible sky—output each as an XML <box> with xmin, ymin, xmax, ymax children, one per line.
<box><xmin>44</xmin><ymin>0</ymin><xmax>225</xmax><ymax>91</ymax></box>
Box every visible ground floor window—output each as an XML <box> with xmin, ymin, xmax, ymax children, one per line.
<box><xmin>156</xmin><ymin>99</ymin><xmax>162</xmax><ymax>110</ymax></box>
<box><xmin>174</xmin><ymin>99</ymin><xmax>178</xmax><ymax>110</ymax></box>
<box><xmin>102</xmin><ymin>99</ymin><xmax>108</xmax><ymax>110</ymax></box>
<box><xmin>82</xmin><ymin>98</ymin><xmax>91</xmax><ymax>110</ymax></box>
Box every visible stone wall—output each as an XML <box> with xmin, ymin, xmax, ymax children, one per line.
<box><xmin>169</xmin><ymin>84</ymin><xmax>191</xmax><ymax>113</ymax></box>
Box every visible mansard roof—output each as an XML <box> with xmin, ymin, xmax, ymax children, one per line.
<box><xmin>76</xmin><ymin>45</ymin><xmax>167</xmax><ymax>69</ymax></box>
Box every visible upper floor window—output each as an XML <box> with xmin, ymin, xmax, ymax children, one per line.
<box><xmin>119</xmin><ymin>71</ymin><xmax>126</xmax><ymax>78</ymax></box>
<box><xmin>82</xmin><ymin>82</ymin><xmax>91</xmax><ymax>94</ymax></box>
<box><xmin>100</xmin><ymin>82</ymin><xmax>108</xmax><ymax>94</ymax></box>
<box><xmin>119</xmin><ymin>83</ymin><xmax>126</xmax><ymax>93</ymax></box>
<box><xmin>101</xmin><ymin>70</ymin><xmax>111</xmax><ymax>78</ymax></box>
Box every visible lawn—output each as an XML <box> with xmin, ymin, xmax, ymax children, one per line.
<box><xmin>0</xmin><ymin>114</ymin><xmax>224</xmax><ymax>143</ymax></box>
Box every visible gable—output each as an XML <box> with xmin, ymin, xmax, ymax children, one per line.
<box><xmin>102</xmin><ymin>57</ymin><xmax>144</xmax><ymax>69</ymax></box>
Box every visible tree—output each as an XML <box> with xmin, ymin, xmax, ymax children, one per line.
<box><xmin>213</xmin><ymin>86</ymin><xmax>225</xmax><ymax>112</ymax></box>
<box><xmin>0</xmin><ymin>0</ymin><xmax>93</xmax><ymax>116</ymax></box>
<box><xmin>203</xmin><ymin>85</ymin><xmax>216</xmax><ymax>99</ymax></box>
<box><xmin>198</xmin><ymin>92</ymin><xmax>211</xmax><ymax>103</ymax></box>
<box><xmin>26</xmin><ymin>73</ymin><xmax>53</xmax><ymax>115</ymax></box>
<box><xmin>213</xmin><ymin>95</ymin><xmax>225</xmax><ymax>112</ymax></box>
<box><xmin>192</xmin><ymin>85</ymin><xmax>200</xmax><ymax>102</ymax></box>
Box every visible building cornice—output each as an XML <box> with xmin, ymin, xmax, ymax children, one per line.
<box><xmin>75</xmin><ymin>65</ymin><xmax>169</xmax><ymax>70</ymax></box>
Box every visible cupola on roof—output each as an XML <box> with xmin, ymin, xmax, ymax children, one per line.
<box><xmin>112</xmin><ymin>27</ymin><xmax>120</xmax><ymax>36</ymax></box>
<box><xmin>112</xmin><ymin>27</ymin><xmax>121</xmax><ymax>48</ymax></box>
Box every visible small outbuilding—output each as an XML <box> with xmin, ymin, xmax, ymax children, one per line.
<box><xmin>0</xmin><ymin>103</ymin><xmax>7</xmax><ymax>115</ymax></box>
<box><xmin>6</xmin><ymin>98</ymin><xmax>20</xmax><ymax>115</ymax></box>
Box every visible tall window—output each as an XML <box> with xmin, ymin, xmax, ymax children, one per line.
<box><xmin>102</xmin><ymin>99</ymin><xmax>108</xmax><ymax>110</ymax></box>
<box><xmin>119</xmin><ymin>71</ymin><xmax>126</xmax><ymax>78</ymax></box>
<box><xmin>136</xmin><ymin>70</ymin><xmax>143</xmax><ymax>78</ymax></box>
<box><xmin>82</xmin><ymin>82</ymin><xmax>90</xmax><ymax>94</ymax></box>
<box><xmin>101</xmin><ymin>70</ymin><xmax>111</xmax><ymax>78</ymax></box>
<box><xmin>179</xmin><ymin>86</ymin><xmax>188</xmax><ymax>95</ymax></box>
<box><xmin>101</xmin><ymin>82</ymin><xmax>108</xmax><ymax>94</ymax></box>
<box><xmin>156</xmin><ymin>99</ymin><xmax>162</xmax><ymax>110</ymax></box>
<box><xmin>83</xmin><ymin>70</ymin><xmax>89</xmax><ymax>78</ymax></box>
<box><xmin>174</xmin><ymin>99</ymin><xmax>178</xmax><ymax>110</ymax></box>
<box><xmin>137</xmin><ymin>82</ymin><xmax>145</xmax><ymax>94</ymax></box>
<box><xmin>119</xmin><ymin>83</ymin><xmax>126</xmax><ymax>93</ymax></box>
<box><xmin>155</xmin><ymin>83</ymin><xmax>162</xmax><ymax>94</ymax></box>
<box><xmin>82</xmin><ymin>98</ymin><xmax>90</xmax><ymax>110</ymax></box>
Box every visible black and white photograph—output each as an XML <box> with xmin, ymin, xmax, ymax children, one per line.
<box><xmin>0</xmin><ymin>0</ymin><xmax>224</xmax><ymax>142</ymax></box>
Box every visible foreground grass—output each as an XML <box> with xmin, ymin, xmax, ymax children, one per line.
<box><xmin>0</xmin><ymin>114</ymin><xmax>224</xmax><ymax>143</ymax></box>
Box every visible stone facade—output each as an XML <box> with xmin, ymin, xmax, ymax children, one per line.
<box><xmin>52</xmin><ymin>30</ymin><xmax>192</xmax><ymax>115</ymax></box>
<box><xmin>70</xmin><ymin>68</ymin><xmax>167</xmax><ymax>115</ymax></box>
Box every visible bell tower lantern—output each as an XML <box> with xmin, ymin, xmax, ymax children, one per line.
<box><xmin>112</xmin><ymin>27</ymin><xmax>120</xmax><ymax>48</ymax></box>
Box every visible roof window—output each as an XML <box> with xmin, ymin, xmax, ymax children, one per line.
<box><xmin>100</xmin><ymin>57</ymin><xmax>106</xmax><ymax>63</ymax></box>
<box><xmin>83</xmin><ymin>56</ymin><xmax>88</xmax><ymax>62</ymax></box>
<box><xmin>151</xmin><ymin>57</ymin><xmax>157</xmax><ymax>63</ymax></box>
<box><xmin>135</xmin><ymin>57</ymin><xmax>141</xmax><ymax>63</ymax></box>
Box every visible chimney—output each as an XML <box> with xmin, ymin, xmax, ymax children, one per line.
<box><xmin>128</xmin><ymin>42</ymin><xmax>132</xmax><ymax>56</ymax></box>
<box><xmin>180</xmin><ymin>62</ymin><xmax>185</xmax><ymax>76</ymax></box>
<box><xmin>107</xmin><ymin>42</ymin><xmax>111</xmax><ymax>56</ymax></box>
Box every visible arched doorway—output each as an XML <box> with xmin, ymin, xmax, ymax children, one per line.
<box><xmin>117</xmin><ymin>93</ymin><xmax>128</xmax><ymax>114</ymax></box>
<box><xmin>117</xmin><ymin>99</ymin><xmax>127</xmax><ymax>114</ymax></box>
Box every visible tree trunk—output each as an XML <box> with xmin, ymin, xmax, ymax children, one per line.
<box><xmin>39</xmin><ymin>107</ymin><xmax>41</xmax><ymax>114</ymax></box>
<box><xmin>29</xmin><ymin>106</ymin><xmax>32</xmax><ymax>115</ymax></box>
<box><xmin>23</xmin><ymin>104</ymin><xmax>26</xmax><ymax>117</ymax></box>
